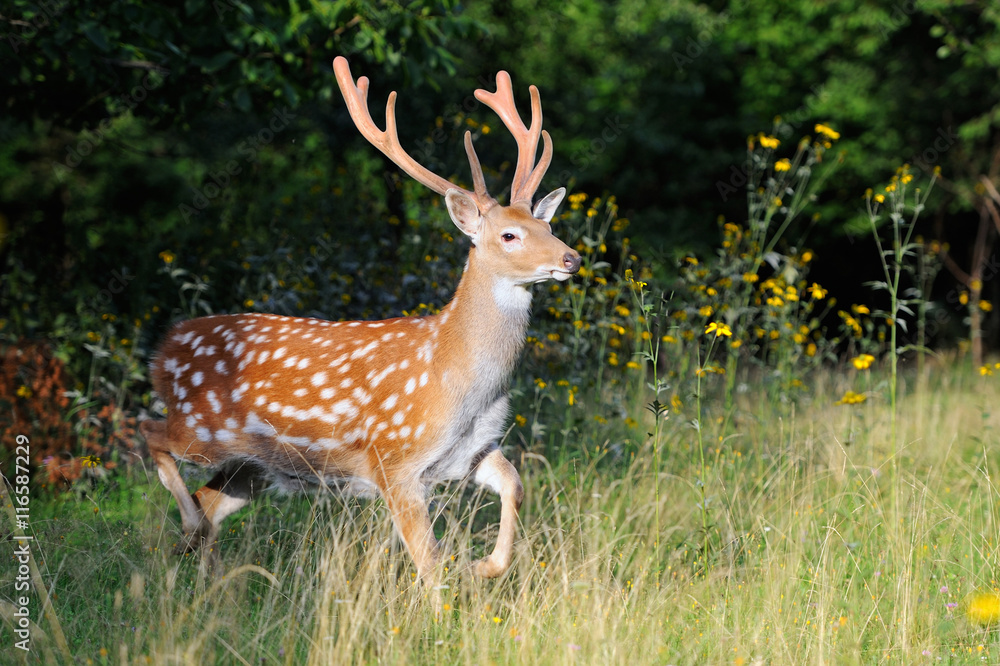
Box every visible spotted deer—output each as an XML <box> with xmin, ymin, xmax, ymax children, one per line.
<box><xmin>140</xmin><ymin>55</ymin><xmax>580</xmax><ymax>580</ymax></box>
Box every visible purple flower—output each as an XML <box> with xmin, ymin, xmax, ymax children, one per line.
<box><xmin>568</xmin><ymin>644</ymin><xmax>581</xmax><ymax>651</ymax></box>
<box><xmin>922</xmin><ymin>649</ymin><xmax>931</xmax><ymax>656</ymax></box>
<box><xmin>939</xmin><ymin>586</ymin><xmax>948</xmax><ymax>593</ymax></box>
<box><xmin>946</xmin><ymin>602</ymin><xmax>958</xmax><ymax>609</ymax></box>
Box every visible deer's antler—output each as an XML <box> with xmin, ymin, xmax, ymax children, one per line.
<box><xmin>333</xmin><ymin>56</ymin><xmax>495</xmax><ymax>210</ymax></box>
<box><xmin>475</xmin><ymin>71</ymin><xmax>553</xmax><ymax>204</ymax></box>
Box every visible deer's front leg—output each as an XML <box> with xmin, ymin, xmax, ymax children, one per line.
<box><xmin>471</xmin><ymin>448</ymin><xmax>524</xmax><ymax>578</ymax></box>
<box><xmin>380</xmin><ymin>481</ymin><xmax>440</xmax><ymax>581</ymax></box>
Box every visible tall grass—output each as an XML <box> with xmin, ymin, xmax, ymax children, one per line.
<box><xmin>10</xmin><ymin>364</ymin><xmax>1000</xmax><ymax>664</ymax></box>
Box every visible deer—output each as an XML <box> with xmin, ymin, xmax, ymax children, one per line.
<box><xmin>139</xmin><ymin>55</ymin><xmax>580</xmax><ymax>581</ymax></box>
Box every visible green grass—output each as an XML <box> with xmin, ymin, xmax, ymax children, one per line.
<box><xmin>7</xmin><ymin>364</ymin><xmax>1000</xmax><ymax>664</ymax></box>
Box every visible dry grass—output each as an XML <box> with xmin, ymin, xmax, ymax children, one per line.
<box><xmin>12</xmin><ymin>366</ymin><xmax>1000</xmax><ymax>664</ymax></box>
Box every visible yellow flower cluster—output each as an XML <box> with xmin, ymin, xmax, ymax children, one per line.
<box><xmin>835</xmin><ymin>390</ymin><xmax>866</xmax><ymax>405</ymax></box>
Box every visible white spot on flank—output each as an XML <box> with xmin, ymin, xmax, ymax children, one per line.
<box><xmin>233</xmin><ymin>342</ymin><xmax>246</xmax><ymax>358</ymax></box>
<box><xmin>255</xmin><ymin>395</ymin><xmax>267</xmax><ymax>407</ymax></box>
<box><xmin>400</xmin><ymin>359</ymin><xmax>410</xmax><ymax>370</ymax></box>
<box><xmin>185</xmin><ymin>415</ymin><xmax>197</xmax><ymax>428</ymax></box>
<box><xmin>268</xmin><ymin>401</ymin><xmax>282</xmax><ymax>413</ymax></box>
<box><xmin>351</xmin><ymin>340</ymin><xmax>378</xmax><ymax>359</ymax></box>
<box><xmin>215</xmin><ymin>429</ymin><xmax>235</xmax><ymax>443</ymax></box>
<box><xmin>191</xmin><ymin>371</ymin><xmax>204</xmax><ymax>387</ymax></box>
<box><xmin>214</xmin><ymin>360</ymin><xmax>228</xmax><ymax>375</ymax></box>
<box><xmin>296</xmin><ymin>357</ymin><xmax>310</xmax><ymax>370</ymax></box>
<box><xmin>320</xmin><ymin>388</ymin><xmax>335</xmax><ymax>400</ymax></box>
<box><xmin>195</xmin><ymin>426</ymin><xmax>211</xmax><ymax>442</ymax></box>
<box><xmin>382</xmin><ymin>394</ymin><xmax>398</xmax><ymax>410</ymax></box>
<box><xmin>392</xmin><ymin>411</ymin><xmax>404</xmax><ymax>426</ymax></box>
<box><xmin>284</xmin><ymin>356</ymin><xmax>298</xmax><ymax>368</ymax></box>
<box><xmin>258</xmin><ymin>350</ymin><xmax>270</xmax><ymax>364</ymax></box>
<box><xmin>405</xmin><ymin>378</ymin><xmax>416</xmax><ymax>394</ymax></box>
<box><xmin>225</xmin><ymin>418</ymin><xmax>239</xmax><ymax>430</ymax></box>
<box><xmin>419</xmin><ymin>372</ymin><xmax>429</xmax><ymax>387</ymax></box>
<box><xmin>294</xmin><ymin>388</ymin><xmax>307</xmax><ymax>397</ymax></box>
<box><xmin>163</xmin><ymin>358</ymin><xmax>178</xmax><ymax>373</ymax></box>
<box><xmin>340</xmin><ymin>378</ymin><xmax>353</xmax><ymax>388</ymax></box>
<box><xmin>181</xmin><ymin>402</ymin><xmax>193</xmax><ymax>414</ymax></box>
<box><xmin>244</xmin><ymin>412</ymin><xmax>274</xmax><ymax>436</ymax></box>
<box><xmin>273</xmin><ymin>347</ymin><xmax>287</xmax><ymax>360</ymax></box>
<box><xmin>207</xmin><ymin>390</ymin><xmax>222</xmax><ymax>413</ymax></box>
<box><xmin>399</xmin><ymin>425</ymin><xmax>411</xmax><ymax>438</ymax></box>
<box><xmin>311</xmin><ymin>371</ymin><xmax>328</xmax><ymax>387</ymax></box>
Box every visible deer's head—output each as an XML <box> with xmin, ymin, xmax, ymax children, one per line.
<box><xmin>333</xmin><ymin>57</ymin><xmax>581</xmax><ymax>286</ymax></box>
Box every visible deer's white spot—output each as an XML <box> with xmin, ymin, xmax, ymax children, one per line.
<box><xmin>340</xmin><ymin>378</ymin><xmax>353</xmax><ymax>388</ymax></box>
<box><xmin>207</xmin><ymin>390</ymin><xmax>222</xmax><ymax>413</ymax></box>
<box><xmin>400</xmin><ymin>359</ymin><xmax>410</xmax><ymax>370</ymax></box>
<box><xmin>283</xmin><ymin>356</ymin><xmax>298</xmax><ymax>368</ymax></box>
<box><xmin>370</xmin><ymin>363</ymin><xmax>397</xmax><ymax>388</ymax></box>
<box><xmin>273</xmin><ymin>347</ymin><xmax>287</xmax><ymax>360</ymax></box>
<box><xmin>268</xmin><ymin>401</ymin><xmax>282</xmax><ymax>413</ymax></box>
<box><xmin>311</xmin><ymin>371</ymin><xmax>328</xmax><ymax>387</ymax></box>
<box><xmin>195</xmin><ymin>426</ymin><xmax>211</xmax><ymax>442</ymax></box>
<box><xmin>173</xmin><ymin>382</ymin><xmax>187</xmax><ymax>400</ymax></box>
<box><xmin>399</xmin><ymin>425</ymin><xmax>411</xmax><ymax>438</ymax></box>
<box><xmin>233</xmin><ymin>342</ymin><xmax>245</xmax><ymax>358</ymax></box>
<box><xmin>244</xmin><ymin>411</ymin><xmax>274</xmax><ymax>436</ymax></box>
<box><xmin>382</xmin><ymin>394</ymin><xmax>398</xmax><ymax>410</ymax></box>
<box><xmin>297</xmin><ymin>357</ymin><xmax>310</xmax><ymax>370</ymax></box>
<box><xmin>181</xmin><ymin>402</ymin><xmax>193</xmax><ymax>414</ymax></box>
<box><xmin>320</xmin><ymin>388</ymin><xmax>335</xmax><ymax>400</ymax></box>
<box><xmin>225</xmin><ymin>418</ymin><xmax>239</xmax><ymax>430</ymax></box>
<box><xmin>405</xmin><ymin>377</ymin><xmax>416</xmax><ymax>394</ymax></box>
<box><xmin>215</xmin><ymin>429</ymin><xmax>235</xmax><ymax>443</ymax></box>
<box><xmin>164</xmin><ymin>358</ymin><xmax>178</xmax><ymax>373</ymax></box>
<box><xmin>258</xmin><ymin>350</ymin><xmax>270</xmax><ymax>364</ymax></box>
<box><xmin>352</xmin><ymin>387</ymin><xmax>371</xmax><ymax>405</ymax></box>
<box><xmin>185</xmin><ymin>415</ymin><xmax>197</xmax><ymax>428</ymax></box>
<box><xmin>214</xmin><ymin>360</ymin><xmax>228</xmax><ymax>375</ymax></box>
<box><xmin>332</xmin><ymin>400</ymin><xmax>358</xmax><ymax>419</ymax></box>
<box><xmin>419</xmin><ymin>372</ymin><xmax>429</xmax><ymax>387</ymax></box>
<box><xmin>255</xmin><ymin>394</ymin><xmax>267</xmax><ymax>407</ymax></box>
<box><xmin>191</xmin><ymin>371</ymin><xmax>204</xmax><ymax>387</ymax></box>
<box><xmin>351</xmin><ymin>340</ymin><xmax>378</xmax><ymax>359</ymax></box>
<box><xmin>294</xmin><ymin>388</ymin><xmax>307</xmax><ymax>397</ymax></box>
<box><xmin>415</xmin><ymin>423</ymin><xmax>426</xmax><ymax>439</ymax></box>
<box><xmin>392</xmin><ymin>411</ymin><xmax>405</xmax><ymax>426</ymax></box>
<box><xmin>337</xmin><ymin>362</ymin><xmax>352</xmax><ymax>375</ymax></box>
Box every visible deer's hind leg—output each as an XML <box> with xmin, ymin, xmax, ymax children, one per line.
<box><xmin>141</xmin><ymin>420</ymin><xmax>208</xmax><ymax>551</ymax></box>
<box><xmin>192</xmin><ymin>462</ymin><xmax>259</xmax><ymax>557</ymax></box>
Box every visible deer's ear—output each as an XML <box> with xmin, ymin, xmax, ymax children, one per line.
<box><xmin>446</xmin><ymin>189</ymin><xmax>483</xmax><ymax>241</ymax></box>
<box><xmin>532</xmin><ymin>187</ymin><xmax>566</xmax><ymax>224</ymax></box>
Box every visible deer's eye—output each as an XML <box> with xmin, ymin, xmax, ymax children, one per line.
<box><xmin>501</xmin><ymin>233</ymin><xmax>517</xmax><ymax>242</ymax></box>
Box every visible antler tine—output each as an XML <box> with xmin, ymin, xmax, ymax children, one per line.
<box><xmin>333</xmin><ymin>56</ymin><xmax>482</xmax><ymax>203</ymax></box>
<box><xmin>464</xmin><ymin>131</ymin><xmax>490</xmax><ymax>202</ymax></box>
<box><xmin>475</xmin><ymin>71</ymin><xmax>548</xmax><ymax>204</ymax></box>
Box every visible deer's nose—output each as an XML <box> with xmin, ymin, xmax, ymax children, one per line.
<box><xmin>563</xmin><ymin>251</ymin><xmax>581</xmax><ymax>274</ymax></box>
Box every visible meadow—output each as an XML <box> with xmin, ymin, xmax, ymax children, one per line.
<box><xmin>8</xmin><ymin>364</ymin><xmax>1000</xmax><ymax>665</ymax></box>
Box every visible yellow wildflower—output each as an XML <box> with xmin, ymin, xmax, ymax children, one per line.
<box><xmin>814</xmin><ymin>123</ymin><xmax>840</xmax><ymax>140</ymax></box>
<box><xmin>835</xmin><ymin>390</ymin><xmax>866</xmax><ymax>406</ymax></box>
<box><xmin>980</xmin><ymin>300</ymin><xmax>993</xmax><ymax>312</ymax></box>
<box><xmin>158</xmin><ymin>250</ymin><xmax>176</xmax><ymax>264</ymax></box>
<box><xmin>775</xmin><ymin>158</ymin><xmax>791</xmax><ymax>172</ymax></box>
<box><xmin>699</xmin><ymin>305</ymin><xmax>714</xmax><ymax>317</ymax></box>
<box><xmin>759</xmin><ymin>135</ymin><xmax>780</xmax><ymax>149</ymax></box>
<box><xmin>807</xmin><ymin>283</ymin><xmax>827</xmax><ymax>299</ymax></box>
<box><xmin>705</xmin><ymin>321</ymin><xmax>733</xmax><ymax>338</ymax></box>
<box><xmin>852</xmin><ymin>354</ymin><xmax>875</xmax><ymax>370</ymax></box>
<box><xmin>967</xmin><ymin>592</ymin><xmax>1000</xmax><ymax>625</ymax></box>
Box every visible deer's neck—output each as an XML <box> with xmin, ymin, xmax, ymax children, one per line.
<box><xmin>432</xmin><ymin>247</ymin><xmax>531</xmax><ymax>394</ymax></box>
